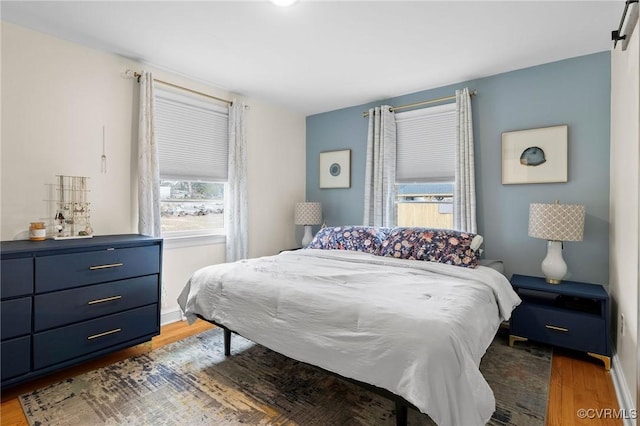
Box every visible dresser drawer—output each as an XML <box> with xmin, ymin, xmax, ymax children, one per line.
<box><xmin>1</xmin><ymin>297</ymin><xmax>32</xmax><ymax>340</ymax></box>
<box><xmin>35</xmin><ymin>245</ymin><xmax>160</xmax><ymax>293</ymax></box>
<box><xmin>34</xmin><ymin>275</ymin><xmax>159</xmax><ymax>331</ymax></box>
<box><xmin>1</xmin><ymin>336</ymin><xmax>31</xmax><ymax>380</ymax></box>
<box><xmin>512</xmin><ymin>303</ymin><xmax>607</xmax><ymax>354</ymax></box>
<box><xmin>1</xmin><ymin>258</ymin><xmax>33</xmax><ymax>299</ymax></box>
<box><xmin>33</xmin><ymin>304</ymin><xmax>158</xmax><ymax>369</ymax></box>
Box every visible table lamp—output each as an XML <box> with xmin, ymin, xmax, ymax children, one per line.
<box><xmin>295</xmin><ymin>202</ymin><xmax>322</xmax><ymax>247</ymax></box>
<box><xmin>528</xmin><ymin>200</ymin><xmax>585</xmax><ymax>284</ymax></box>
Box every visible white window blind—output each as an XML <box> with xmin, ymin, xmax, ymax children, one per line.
<box><xmin>395</xmin><ymin>103</ymin><xmax>456</xmax><ymax>183</ymax></box>
<box><xmin>155</xmin><ymin>88</ymin><xmax>229</xmax><ymax>182</ymax></box>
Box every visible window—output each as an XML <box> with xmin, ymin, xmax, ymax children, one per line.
<box><xmin>154</xmin><ymin>87</ymin><xmax>229</xmax><ymax>237</ymax></box>
<box><xmin>395</xmin><ymin>103</ymin><xmax>456</xmax><ymax>229</ymax></box>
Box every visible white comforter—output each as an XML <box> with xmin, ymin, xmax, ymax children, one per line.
<box><xmin>177</xmin><ymin>249</ymin><xmax>521</xmax><ymax>426</ymax></box>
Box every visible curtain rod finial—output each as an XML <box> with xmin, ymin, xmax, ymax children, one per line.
<box><xmin>123</xmin><ymin>69</ymin><xmax>142</xmax><ymax>82</ymax></box>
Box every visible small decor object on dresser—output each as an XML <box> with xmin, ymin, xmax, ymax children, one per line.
<box><xmin>509</xmin><ymin>274</ymin><xmax>611</xmax><ymax>370</ymax></box>
<box><xmin>29</xmin><ymin>222</ymin><xmax>47</xmax><ymax>241</ymax></box>
<box><xmin>48</xmin><ymin>175</ymin><xmax>93</xmax><ymax>240</ymax></box>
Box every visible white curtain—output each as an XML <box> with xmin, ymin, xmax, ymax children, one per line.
<box><xmin>363</xmin><ymin>106</ymin><xmax>396</xmax><ymax>227</ymax></box>
<box><xmin>137</xmin><ymin>71</ymin><xmax>161</xmax><ymax>237</ymax></box>
<box><xmin>454</xmin><ymin>87</ymin><xmax>477</xmax><ymax>233</ymax></box>
<box><xmin>225</xmin><ymin>101</ymin><xmax>248</xmax><ymax>262</ymax></box>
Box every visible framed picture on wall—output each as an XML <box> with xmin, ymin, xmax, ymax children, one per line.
<box><xmin>319</xmin><ymin>149</ymin><xmax>351</xmax><ymax>188</ymax></box>
<box><xmin>502</xmin><ymin>125</ymin><xmax>568</xmax><ymax>184</ymax></box>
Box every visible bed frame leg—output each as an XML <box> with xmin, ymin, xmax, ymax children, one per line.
<box><xmin>223</xmin><ymin>328</ymin><xmax>231</xmax><ymax>356</ymax></box>
<box><xmin>395</xmin><ymin>401</ymin><xmax>408</xmax><ymax>426</ymax></box>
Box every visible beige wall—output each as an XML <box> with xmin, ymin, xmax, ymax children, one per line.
<box><xmin>609</xmin><ymin>13</ymin><xmax>639</xmax><ymax>410</ymax></box>
<box><xmin>1</xmin><ymin>22</ymin><xmax>306</xmax><ymax>321</ymax></box>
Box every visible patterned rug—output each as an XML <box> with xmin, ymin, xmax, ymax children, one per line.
<box><xmin>20</xmin><ymin>328</ymin><xmax>551</xmax><ymax>425</ymax></box>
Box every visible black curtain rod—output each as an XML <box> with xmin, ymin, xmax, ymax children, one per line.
<box><xmin>612</xmin><ymin>0</ymin><xmax>639</xmax><ymax>48</ymax></box>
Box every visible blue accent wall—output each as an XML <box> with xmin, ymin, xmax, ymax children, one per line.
<box><xmin>306</xmin><ymin>52</ymin><xmax>611</xmax><ymax>285</ymax></box>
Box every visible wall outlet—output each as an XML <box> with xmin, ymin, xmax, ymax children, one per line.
<box><xmin>620</xmin><ymin>313</ymin><xmax>625</xmax><ymax>336</ymax></box>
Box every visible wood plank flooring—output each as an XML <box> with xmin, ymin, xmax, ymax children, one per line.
<box><xmin>0</xmin><ymin>320</ymin><xmax>621</xmax><ymax>426</ymax></box>
<box><xmin>547</xmin><ymin>347</ymin><xmax>621</xmax><ymax>426</ymax></box>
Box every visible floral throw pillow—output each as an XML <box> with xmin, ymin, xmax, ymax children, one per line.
<box><xmin>414</xmin><ymin>229</ymin><xmax>482</xmax><ymax>268</ymax></box>
<box><xmin>379</xmin><ymin>227</ymin><xmax>483</xmax><ymax>268</ymax></box>
<box><xmin>377</xmin><ymin>227</ymin><xmax>425</xmax><ymax>260</ymax></box>
<box><xmin>306</xmin><ymin>226</ymin><xmax>389</xmax><ymax>254</ymax></box>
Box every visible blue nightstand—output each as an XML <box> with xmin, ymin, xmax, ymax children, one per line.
<box><xmin>509</xmin><ymin>274</ymin><xmax>611</xmax><ymax>370</ymax></box>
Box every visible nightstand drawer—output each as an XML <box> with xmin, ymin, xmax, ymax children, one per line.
<box><xmin>512</xmin><ymin>304</ymin><xmax>607</xmax><ymax>354</ymax></box>
<box><xmin>35</xmin><ymin>245</ymin><xmax>160</xmax><ymax>293</ymax></box>
<box><xmin>34</xmin><ymin>275</ymin><xmax>159</xmax><ymax>331</ymax></box>
<box><xmin>33</xmin><ymin>304</ymin><xmax>159</xmax><ymax>369</ymax></box>
<box><xmin>1</xmin><ymin>258</ymin><xmax>33</xmax><ymax>298</ymax></box>
<box><xmin>1</xmin><ymin>297</ymin><xmax>32</xmax><ymax>340</ymax></box>
<box><xmin>1</xmin><ymin>336</ymin><xmax>31</xmax><ymax>380</ymax></box>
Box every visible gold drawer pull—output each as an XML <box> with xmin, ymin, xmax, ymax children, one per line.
<box><xmin>545</xmin><ymin>325</ymin><xmax>569</xmax><ymax>332</ymax></box>
<box><xmin>89</xmin><ymin>263</ymin><xmax>123</xmax><ymax>270</ymax></box>
<box><xmin>87</xmin><ymin>295</ymin><xmax>122</xmax><ymax>305</ymax></box>
<box><xmin>87</xmin><ymin>328</ymin><xmax>122</xmax><ymax>340</ymax></box>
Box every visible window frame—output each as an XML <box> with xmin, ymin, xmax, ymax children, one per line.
<box><xmin>154</xmin><ymin>86</ymin><xmax>229</xmax><ymax>241</ymax></box>
<box><xmin>394</xmin><ymin>103</ymin><xmax>457</xmax><ymax>229</ymax></box>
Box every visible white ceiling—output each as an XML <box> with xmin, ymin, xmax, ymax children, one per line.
<box><xmin>1</xmin><ymin>1</ymin><xmax>622</xmax><ymax>116</ymax></box>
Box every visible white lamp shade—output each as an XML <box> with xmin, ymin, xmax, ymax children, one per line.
<box><xmin>294</xmin><ymin>202</ymin><xmax>322</xmax><ymax>226</ymax></box>
<box><xmin>528</xmin><ymin>202</ymin><xmax>585</xmax><ymax>241</ymax></box>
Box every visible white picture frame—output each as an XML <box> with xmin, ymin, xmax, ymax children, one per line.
<box><xmin>319</xmin><ymin>149</ymin><xmax>351</xmax><ymax>189</ymax></box>
<box><xmin>502</xmin><ymin>125</ymin><xmax>568</xmax><ymax>184</ymax></box>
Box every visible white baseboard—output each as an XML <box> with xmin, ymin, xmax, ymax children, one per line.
<box><xmin>161</xmin><ymin>308</ymin><xmax>186</xmax><ymax>326</ymax></box>
<box><xmin>611</xmin><ymin>353</ymin><xmax>637</xmax><ymax>426</ymax></box>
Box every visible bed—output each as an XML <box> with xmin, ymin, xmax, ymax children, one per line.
<box><xmin>178</xmin><ymin>226</ymin><xmax>521</xmax><ymax>426</ymax></box>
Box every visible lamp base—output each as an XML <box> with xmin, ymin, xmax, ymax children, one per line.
<box><xmin>301</xmin><ymin>225</ymin><xmax>314</xmax><ymax>247</ymax></box>
<box><xmin>541</xmin><ymin>240</ymin><xmax>566</xmax><ymax>284</ymax></box>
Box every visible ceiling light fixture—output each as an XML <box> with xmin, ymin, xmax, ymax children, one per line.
<box><xmin>270</xmin><ymin>0</ymin><xmax>298</xmax><ymax>7</ymax></box>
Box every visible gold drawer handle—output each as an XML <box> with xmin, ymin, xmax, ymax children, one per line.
<box><xmin>89</xmin><ymin>263</ymin><xmax>123</xmax><ymax>270</ymax></box>
<box><xmin>545</xmin><ymin>325</ymin><xmax>569</xmax><ymax>332</ymax></box>
<box><xmin>87</xmin><ymin>328</ymin><xmax>122</xmax><ymax>340</ymax></box>
<box><xmin>87</xmin><ymin>295</ymin><xmax>122</xmax><ymax>305</ymax></box>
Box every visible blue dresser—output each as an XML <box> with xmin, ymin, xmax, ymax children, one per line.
<box><xmin>509</xmin><ymin>274</ymin><xmax>611</xmax><ymax>370</ymax></box>
<box><xmin>1</xmin><ymin>234</ymin><xmax>162</xmax><ymax>389</ymax></box>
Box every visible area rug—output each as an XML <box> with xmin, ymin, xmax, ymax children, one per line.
<box><xmin>19</xmin><ymin>328</ymin><xmax>551</xmax><ymax>425</ymax></box>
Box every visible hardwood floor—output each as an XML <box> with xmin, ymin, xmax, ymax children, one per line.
<box><xmin>547</xmin><ymin>348</ymin><xmax>622</xmax><ymax>426</ymax></box>
<box><xmin>1</xmin><ymin>320</ymin><xmax>621</xmax><ymax>426</ymax></box>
